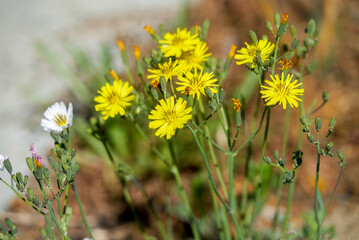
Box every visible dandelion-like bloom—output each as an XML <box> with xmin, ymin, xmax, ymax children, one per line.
<box><xmin>260</xmin><ymin>73</ymin><xmax>304</xmax><ymax>109</ymax></box>
<box><xmin>179</xmin><ymin>41</ymin><xmax>211</xmax><ymax>70</ymax></box>
<box><xmin>94</xmin><ymin>80</ymin><xmax>135</xmax><ymax>120</ymax></box>
<box><xmin>232</xmin><ymin>98</ymin><xmax>241</xmax><ymax>112</ymax></box>
<box><xmin>234</xmin><ymin>39</ymin><xmax>275</xmax><ymax>68</ymax></box>
<box><xmin>147</xmin><ymin>59</ymin><xmax>186</xmax><ymax>82</ymax></box>
<box><xmin>41</xmin><ymin>102</ymin><xmax>73</xmax><ymax>134</ymax></box>
<box><xmin>0</xmin><ymin>154</ymin><xmax>9</xmax><ymax>171</ymax></box>
<box><xmin>177</xmin><ymin>69</ymin><xmax>218</xmax><ymax>100</ymax></box>
<box><xmin>149</xmin><ymin>97</ymin><xmax>192</xmax><ymax>139</ymax></box>
<box><xmin>159</xmin><ymin>28</ymin><xmax>200</xmax><ymax>58</ymax></box>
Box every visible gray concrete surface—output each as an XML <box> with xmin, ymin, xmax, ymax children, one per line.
<box><xmin>0</xmin><ymin>0</ymin><xmax>200</xmax><ymax>210</ymax></box>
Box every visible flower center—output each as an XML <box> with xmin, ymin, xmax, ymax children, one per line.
<box><xmin>276</xmin><ymin>81</ymin><xmax>289</xmax><ymax>96</ymax></box>
<box><xmin>108</xmin><ymin>91</ymin><xmax>122</xmax><ymax>105</ymax></box>
<box><xmin>54</xmin><ymin>114</ymin><xmax>67</xmax><ymax>127</ymax></box>
<box><xmin>164</xmin><ymin>110</ymin><xmax>177</xmax><ymax>123</ymax></box>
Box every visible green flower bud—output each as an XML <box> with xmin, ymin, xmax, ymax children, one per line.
<box><xmin>325</xmin><ymin>141</ymin><xmax>333</xmax><ymax>151</ymax></box>
<box><xmin>27</xmin><ymin>187</ymin><xmax>34</xmax><ymax>199</ymax></box>
<box><xmin>278</xmin><ymin>22</ymin><xmax>288</xmax><ymax>37</ymax></box>
<box><xmin>306</xmin><ymin>19</ymin><xmax>316</xmax><ymax>37</ymax></box>
<box><xmin>292</xmin><ymin>150</ymin><xmax>303</xmax><ymax>169</ymax></box>
<box><xmin>290</xmin><ymin>38</ymin><xmax>299</xmax><ymax>51</ymax></box>
<box><xmin>278</xmin><ymin>158</ymin><xmax>285</xmax><ymax>167</ymax></box>
<box><xmin>307</xmin><ymin>133</ymin><xmax>315</xmax><ymax>143</ymax></box>
<box><xmin>235</xmin><ymin>111</ymin><xmax>242</xmax><ymax>127</ymax></box>
<box><xmin>265</xmin><ymin>20</ymin><xmax>273</xmax><ymax>33</ymax></box>
<box><xmin>320</xmin><ymin>149</ymin><xmax>326</xmax><ymax>156</ymax></box>
<box><xmin>290</xmin><ymin>25</ymin><xmax>297</xmax><ymax>38</ymax></box>
<box><xmin>274</xmin><ymin>12</ymin><xmax>281</xmax><ymax>29</ymax></box>
<box><xmin>263</xmin><ymin>156</ymin><xmax>272</xmax><ymax>164</ymax></box>
<box><xmin>165</xmin><ymin>92</ymin><xmax>171</xmax><ymax>99</ymax></box>
<box><xmin>219</xmin><ymin>88</ymin><xmax>225</xmax><ymax>103</ymax></box>
<box><xmin>300</xmin><ymin>115</ymin><xmax>307</xmax><ymax>126</ymax></box>
<box><xmin>208</xmin><ymin>100</ymin><xmax>216</xmax><ymax>110</ymax></box>
<box><xmin>337</xmin><ymin>149</ymin><xmax>345</xmax><ymax>161</ymax></box>
<box><xmin>249</xmin><ymin>30</ymin><xmax>258</xmax><ymax>44</ymax></box>
<box><xmin>283</xmin><ymin>172</ymin><xmax>294</xmax><ymax>184</ymax></box>
<box><xmin>303</xmin><ymin>126</ymin><xmax>310</xmax><ymax>133</ymax></box>
<box><xmin>204</xmin><ymin>87</ymin><xmax>213</xmax><ymax>98</ymax></box>
<box><xmin>160</xmin><ymin>76</ymin><xmax>167</xmax><ymax>92</ymax></box>
<box><xmin>16</xmin><ymin>172</ymin><xmax>23</xmax><ymax>185</ymax></box>
<box><xmin>273</xmin><ymin>150</ymin><xmax>279</xmax><ymax>160</ymax></box>
<box><xmin>4</xmin><ymin>159</ymin><xmax>12</xmax><ymax>173</ymax></box>
<box><xmin>322</xmin><ymin>90</ymin><xmax>330</xmax><ymax>103</ymax></box>
<box><xmin>23</xmin><ymin>175</ymin><xmax>29</xmax><ymax>186</ymax></box>
<box><xmin>329</xmin><ymin>117</ymin><xmax>336</xmax><ymax>129</ymax></box>
<box><xmin>327</xmin><ymin>151</ymin><xmax>334</xmax><ymax>157</ymax></box>
<box><xmin>315</xmin><ymin>117</ymin><xmax>322</xmax><ymax>131</ymax></box>
<box><xmin>151</xmin><ymin>88</ymin><xmax>159</xmax><ymax>101</ymax></box>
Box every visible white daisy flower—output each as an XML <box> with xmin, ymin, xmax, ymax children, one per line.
<box><xmin>0</xmin><ymin>154</ymin><xmax>9</xmax><ymax>171</ymax></box>
<box><xmin>41</xmin><ymin>102</ymin><xmax>73</xmax><ymax>134</ymax></box>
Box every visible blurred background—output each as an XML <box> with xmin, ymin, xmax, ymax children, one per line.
<box><xmin>1</xmin><ymin>0</ymin><xmax>358</xmax><ymax>239</ymax></box>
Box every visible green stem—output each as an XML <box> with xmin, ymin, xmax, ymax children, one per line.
<box><xmin>170</xmin><ymin>165</ymin><xmax>200</xmax><ymax>240</ymax></box>
<box><xmin>122</xmin><ymin>183</ymin><xmax>145</xmax><ymax>234</ymax></box>
<box><xmin>0</xmin><ymin>178</ymin><xmax>45</xmax><ymax>215</ymax></box>
<box><xmin>281</xmin><ymin>180</ymin><xmax>295</xmax><ymax>239</ymax></box>
<box><xmin>249</xmin><ymin>108</ymin><xmax>271</xmax><ymax>236</ymax></box>
<box><xmin>72</xmin><ymin>181</ymin><xmax>95</xmax><ymax>240</ymax></box>
<box><xmin>314</xmin><ymin>131</ymin><xmax>321</xmax><ymax>240</ymax></box>
<box><xmin>297</xmin><ymin>55</ymin><xmax>307</xmax><ymax>150</ymax></box>
<box><xmin>208</xmin><ymin>181</ymin><xmax>225</xmax><ymax>240</ymax></box>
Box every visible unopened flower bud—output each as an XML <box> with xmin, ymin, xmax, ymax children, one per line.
<box><xmin>249</xmin><ymin>30</ymin><xmax>258</xmax><ymax>44</ymax></box>
<box><xmin>151</xmin><ymin>88</ymin><xmax>159</xmax><ymax>100</ymax></box>
<box><xmin>160</xmin><ymin>76</ymin><xmax>167</xmax><ymax>92</ymax></box>
<box><xmin>337</xmin><ymin>149</ymin><xmax>345</xmax><ymax>161</ymax></box>
<box><xmin>290</xmin><ymin>38</ymin><xmax>299</xmax><ymax>51</ymax></box>
<box><xmin>219</xmin><ymin>88</ymin><xmax>225</xmax><ymax>103</ymax></box>
<box><xmin>307</xmin><ymin>133</ymin><xmax>315</xmax><ymax>143</ymax></box>
<box><xmin>235</xmin><ymin>111</ymin><xmax>242</xmax><ymax>127</ymax></box>
<box><xmin>290</xmin><ymin>25</ymin><xmax>297</xmax><ymax>38</ymax></box>
<box><xmin>274</xmin><ymin>12</ymin><xmax>281</xmax><ymax>29</ymax></box>
<box><xmin>306</xmin><ymin>19</ymin><xmax>316</xmax><ymax>37</ymax></box>
<box><xmin>278</xmin><ymin>158</ymin><xmax>285</xmax><ymax>167</ymax></box>
<box><xmin>273</xmin><ymin>150</ymin><xmax>279</xmax><ymax>160</ymax></box>
<box><xmin>300</xmin><ymin>115</ymin><xmax>307</xmax><ymax>126</ymax></box>
<box><xmin>303</xmin><ymin>126</ymin><xmax>310</xmax><ymax>133</ymax></box>
<box><xmin>263</xmin><ymin>156</ymin><xmax>272</xmax><ymax>164</ymax></box>
<box><xmin>325</xmin><ymin>141</ymin><xmax>333</xmax><ymax>151</ymax></box>
<box><xmin>204</xmin><ymin>87</ymin><xmax>213</xmax><ymax>98</ymax></box>
<box><xmin>327</xmin><ymin>151</ymin><xmax>334</xmax><ymax>157</ymax></box>
<box><xmin>320</xmin><ymin>149</ymin><xmax>326</xmax><ymax>156</ymax></box>
<box><xmin>322</xmin><ymin>90</ymin><xmax>329</xmax><ymax>102</ymax></box>
<box><xmin>265</xmin><ymin>20</ymin><xmax>273</xmax><ymax>33</ymax></box>
<box><xmin>208</xmin><ymin>100</ymin><xmax>216</xmax><ymax>110</ymax></box>
<box><xmin>315</xmin><ymin>117</ymin><xmax>322</xmax><ymax>131</ymax></box>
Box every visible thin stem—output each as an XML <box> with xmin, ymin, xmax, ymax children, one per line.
<box><xmin>72</xmin><ymin>181</ymin><xmax>95</xmax><ymax>240</ymax></box>
<box><xmin>0</xmin><ymin>178</ymin><xmax>45</xmax><ymax>215</ymax></box>
<box><xmin>170</xmin><ymin>165</ymin><xmax>200</xmax><ymax>240</ymax></box>
<box><xmin>314</xmin><ymin>131</ymin><xmax>321</xmax><ymax>240</ymax></box>
<box><xmin>208</xmin><ymin>181</ymin><xmax>225</xmax><ymax>240</ymax></box>
<box><xmin>281</xmin><ymin>180</ymin><xmax>295</xmax><ymax>239</ymax></box>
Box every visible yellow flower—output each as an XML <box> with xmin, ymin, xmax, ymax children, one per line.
<box><xmin>144</xmin><ymin>25</ymin><xmax>155</xmax><ymax>35</ymax></box>
<box><xmin>94</xmin><ymin>80</ymin><xmax>135</xmax><ymax>120</ymax></box>
<box><xmin>117</xmin><ymin>40</ymin><xmax>125</xmax><ymax>52</ymax></box>
<box><xmin>260</xmin><ymin>73</ymin><xmax>304</xmax><ymax>109</ymax></box>
<box><xmin>149</xmin><ymin>97</ymin><xmax>192</xmax><ymax>139</ymax></box>
<box><xmin>177</xmin><ymin>69</ymin><xmax>218</xmax><ymax>100</ymax></box>
<box><xmin>109</xmin><ymin>69</ymin><xmax>120</xmax><ymax>81</ymax></box>
<box><xmin>133</xmin><ymin>46</ymin><xmax>140</xmax><ymax>60</ymax></box>
<box><xmin>234</xmin><ymin>39</ymin><xmax>274</xmax><ymax>68</ymax></box>
<box><xmin>231</xmin><ymin>98</ymin><xmax>241</xmax><ymax>112</ymax></box>
<box><xmin>228</xmin><ymin>45</ymin><xmax>237</xmax><ymax>59</ymax></box>
<box><xmin>179</xmin><ymin>41</ymin><xmax>211</xmax><ymax>70</ymax></box>
<box><xmin>159</xmin><ymin>28</ymin><xmax>200</xmax><ymax>58</ymax></box>
<box><xmin>147</xmin><ymin>58</ymin><xmax>185</xmax><ymax>82</ymax></box>
<box><xmin>282</xmin><ymin>12</ymin><xmax>289</xmax><ymax>24</ymax></box>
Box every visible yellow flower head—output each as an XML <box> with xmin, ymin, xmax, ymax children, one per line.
<box><xmin>159</xmin><ymin>28</ymin><xmax>200</xmax><ymax>58</ymax></box>
<box><xmin>94</xmin><ymin>80</ymin><xmax>135</xmax><ymax>120</ymax></box>
<box><xmin>109</xmin><ymin>69</ymin><xmax>120</xmax><ymax>81</ymax></box>
<box><xmin>177</xmin><ymin>69</ymin><xmax>218</xmax><ymax>100</ymax></box>
<box><xmin>234</xmin><ymin>39</ymin><xmax>275</xmax><ymax>68</ymax></box>
<box><xmin>231</xmin><ymin>98</ymin><xmax>241</xmax><ymax>112</ymax></box>
<box><xmin>282</xmin><ymin>12</ymin><xmax>289</xmax><ymax>24</ymax></box>
<box><xmin>228</xmin><ymin>45</ymin><xmax>237</xmax><ymax>59</ymax></box>
<box><xmin>179</xmin><ymin>41</ymin><xmax>212</xmax><ymax>71</ymax></box>
<box><xmin>149</xmin><ymin>97</ymin><xmax>192</xmax><ymax>139</ymax></box>
<box><xmin>133</xmin><ymin>46</ymin><xmax>140</xmax><ymax>60</ymax></box>
<box><xmin>117</xmin><ymin>40</ymin><xmax>125</xmax><ymax>52</ymax></box>
<box><xmin>144</xmin><ymin>25</ymin><xmax>155</xmax><ymax>35</ymax></box>
<box><xmin>147</xmin><ymin>58</ymin><xmax>186</xmax><ymax>82</ymax></box>
<box><xmin>260</xmin><ymin>73</ymin><xmax>304</xmax><ymax>109</ymax></box>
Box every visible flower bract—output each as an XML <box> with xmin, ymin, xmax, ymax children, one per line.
<box><xmin>234</xmin><ymin>39</ymin><xmax>274</xmax><ymax>68</ymax></box>
<box><xmin>177</xmin><ymin>69</ymin><xmax>218</xmax><ymax>100</ymax></box>
<box><xmin>260</xmin><ymin>73</ymin><xmax>304</xmax><ymax>109</ymax></box>
<box><xmin>41</xmin><ymin>102</ymin><xmax>73</xmax><ymax>134</ymax></box>
<box><xmin>149</xmin><ymin>97</ymin><xmax>192</xmax><ymax>139</ymax></box>
<box><xmin>159</xmin><ymin>28</ymin><xmax>200</xmax><ymax>58</ymax></box>
<box><xmin>94</xmin><ymin>80</ymin><xmax>135</xmax><ymax>120</ymax></box>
